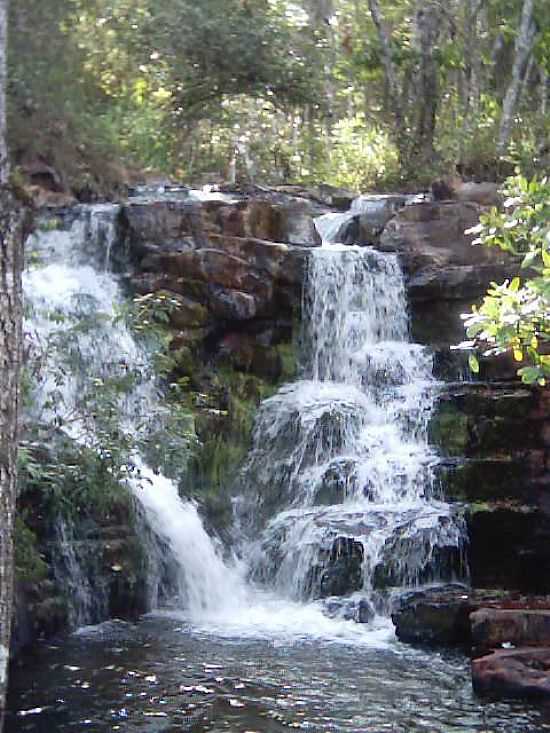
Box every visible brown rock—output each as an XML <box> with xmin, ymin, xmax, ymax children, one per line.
<box><xmin>380</xmin><ymin>201</ymin><xmax>510</xmax><ymax>274</ymax></box>
<box><xmin>431</xmin><ymin>177</ymin><xmax>501</xmax><ymax>207</ymax></box>
<box><xmin>471</xmin><ymin>608</ymin><xmax>550</xmax><ymax>653</ymax></box>
<box><xmin>472</xmin><ymin>648</ymin><xmax>550</xmax><ymax>699</ymax></box>
<box><xmin>25</xmin><ymin>185</ymin><xmax>77</xmax><ymax>209</ymax></box>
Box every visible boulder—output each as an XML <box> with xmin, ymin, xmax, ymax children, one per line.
<box><xmin>380</xmin><ymin>201</ymin><xmax>511</xmax><ymax>275</ymax></box>
<box><xmin>431</xmin><ymin>178</ymin><xmax>501</xmax><ymax>207</ymax></box>
<box><xmin>392</xmin><ymin>584</ymin><xmax>473</xmax><ymax>646</ymax></box>
<box><xmin>472</xmin><ymin>648</ymin><xmax>550</xmax><ymax>699</ymax></box>
<box><xmin>392</xmin><ymin>586</ymin><xmax>550</xmax><ymax>648</ymax></box>
<box><xmin>471</xmin><ymin>608</ymin><xmax>550</xmax><ymax>653</ymax></box>
<box><xmin>323</xmin><ymin>596</ymin><xmax>375</xmax><ymax>623</ymax></box>
<box><xmin>121</xmin><ymin>195</ymin><xmax>321</xmax><ymax>251</ymax></box>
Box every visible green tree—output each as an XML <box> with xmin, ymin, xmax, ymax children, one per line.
<box><xmin>463</xmin><ymin>175</ymin><xmax>550</xmax><ymax>386</ymax></box>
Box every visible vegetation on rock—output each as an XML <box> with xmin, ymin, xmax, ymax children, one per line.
<box><xmin>463</xmin><ymin>175</ymin><xmax>550</xmax><ymax>385</ymax></box>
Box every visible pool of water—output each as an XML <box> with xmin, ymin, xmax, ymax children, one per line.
<box><xmin>6</xmin><ymin>614</ymin><xmax>550</xmax><ymax>733</ymax></box>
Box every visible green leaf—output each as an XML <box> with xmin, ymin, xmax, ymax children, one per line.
<box><xmin>468</xmin><ymin>354</ymin><xmax>480</xmax><ymax>374</ymax></box>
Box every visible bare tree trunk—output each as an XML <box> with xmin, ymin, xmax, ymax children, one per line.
<box><xmin>497</xmin><ymin>0</ymin><xmax>538</xmax><ymax>156</ymax></box>
<box><xmin>367</xmin><ymin>0</ymin><xmax>405</xmax><ymax>155</ymax></box>
<box><xmin>541</xmin><ymin>66</ymin><xmax>548</xmax><ymax>119</ymax></box>
<box><xmin>460</xmin><ymin>0</ymin><xmax>485</xmax><ymax>161</ymax></box>
<box><xmin>0</xmin><ymin>0</ymin><xmax>8</xmax><ymax>184</ymax></box>
<box><xmin>0</xmin><ymin>2</ymin><xmax>24</xmax><ymax>728</ymax></box>
<box><xmin>411</xmin><ymin>0</ymin><xmax>443</xmax><ymax>167</ymax></box>
<box><xmin>463</xmin><ymin>0</ymin><xmax>484</xmax><ymax>116</ymax></box>
<box><xmin>0</xmin><ymin>189</ymin><xmax>23</xmax><ymax>731</ymax></box>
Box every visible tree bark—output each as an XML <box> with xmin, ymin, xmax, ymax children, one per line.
<box><xmin>497</xmin><ymin>0</ymin><xmax>538</xmax><ymax>156</ymax></box>
<box><xmin>0</xmin><ymin>1</ymin><xmax>23</xmax><ymax>729</ymax></box>
<box><xmin>0</xmin><ymin>0</ymin><xmax>8</xmax><ymax>184</ymax></box>
<box><xmin>411</xmin><ymin>0</ymin><xmax>443</xmax><ymax>167</ymax></box>
<box><xmin>0</xmin><ymin>188</ymin><xmax>23</xmax><ymax>731</ymax></box>
<box><xmin>367</xmin><ymin>0</ymin><xmax>405</xmax><ymax>154</ymax></box>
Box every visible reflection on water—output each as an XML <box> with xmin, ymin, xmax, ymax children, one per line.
<box><xmin>7</xmin><ymin>616</ymin><xmax>550</xmax><ymax>733</ymax></box>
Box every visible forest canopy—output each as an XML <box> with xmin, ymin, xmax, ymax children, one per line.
<box><xmin>7</xmin><ymin>0</ymin><xmax>550</xmax><ymax>190</ymax></box>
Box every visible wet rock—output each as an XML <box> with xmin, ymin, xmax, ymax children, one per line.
<box><xmin>313</xmin><ymin>458</ymin><xmax>359</xmax><ymax>505</ymax></box>
<box><xmin>436</xmin><ymin>458</ymin><xmax>532</xmax><ymax>503</ymax></box>
<box><xmin>316</xmin><ymin>537</ymin><xmax>365</xmax><ymax>598</ymax></box>
<box><xmin>207</xmin><ymin>286</ymin><xmax>259</xmax><ymax>321</ymax></box>
<box><xmin>392</xmin><ymin>586</ymin><xmax>550</xmax><ymax>648</ymax></box>
<box><xmin>373</xmin><ymin>512</ymin><xmax>466</xmax><ymax>590</ymax></box>
<box><xmin>355</xmin><ymin>194</ymin><xmax>410</xmax><ymax>244</ymax></box>
<box><xmin>217</xmin><ymin>333</ymin><xmax>283</xmax><ymax>382</ymax></box>
<box><xmin>472</xmin><ymin>648</ymin><xmax>550</xmax><ymax>699</ymax></box>
<box><xmin>392</xmin><ymin>584</ymin><xmax>473</xmax><ymax>646</ymax></box>
<box><xmin>467</xmin><ymin>505</ymin><xmax>550</xmax><ymax>594</ymax></box>
<box><xmin>323</xmin><ymin>596</ymin><xmax>374</xmax><ymax>623</ymax></box>
<box><xmin>471</xmin><ymin>609</ymin><xmax>550</xmax><ymax>653</ymax></box>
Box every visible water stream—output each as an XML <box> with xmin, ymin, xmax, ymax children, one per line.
<box><xmin>7</xmin><ymin>201</ymin><xmax>547</xmax><ymax>732</ymax></box>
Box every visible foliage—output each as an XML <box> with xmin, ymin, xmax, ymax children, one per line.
<box><xmin>7</xmin><ymin>0</ymin><xmax>549</xmax><ymax>189</ymax></box>
<box><xmin>21</xmin><ymin>286</ymin><xmax>197</xmax><ymax>521</ymax></box>
<box><xmin>14</xmin><ymin>516</ymin><xmax>48</xmax><ymax>584</ymax></box>
<box><xmin>463</xmin><ymin>175</ymin><xmax>550</xmax><ymax>386</ymax></box>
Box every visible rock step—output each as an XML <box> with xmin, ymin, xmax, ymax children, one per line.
<box><xmin>392</xmin><ymin>585</ymin><xmax>550</xmax><ymax>647</ymax></box>
<box><xmin>472</xmin><ymin>648</ymin><xmax>550</xmax><ymax>700</ymax></box>
<box><xmin>471</xmin><ymin>608</ymin><xmax>550</xmax><ymax>654</ymax></box>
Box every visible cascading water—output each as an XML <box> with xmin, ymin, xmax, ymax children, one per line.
<box><xmin>25</xmin><ymin>196</ymin><xmax>465</xmax><ymax>637</ymax></box>
<box><xmin>12</xmin><ymin>199</ymin><xmax>546</xmax><ymax>733</ymax></box>
<box><xmin>238</xmin><ymin>208</ymin><xmax>467</xmax><ymax>614</ymax></box>
<box><xmin>24</xmin><ymin>204</ymin><xmax>246</xmax><ymax>625</ymax></box>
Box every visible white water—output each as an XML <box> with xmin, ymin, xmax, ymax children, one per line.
<box><xmin>25</xmin><ymin>200</ymin><xmax>465</xmax><ymax>642</ymax></box>
<box><xmin>24</xmin><ymin>207</ymin><xmax>245</xmax><ymax>625</ymax></box>
<box><xmin>238</xmin><ymin>208</ymin><xmax>466</xmax><ymax>609</ymax></box>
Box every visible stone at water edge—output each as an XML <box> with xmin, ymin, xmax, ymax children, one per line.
<box><xmin>392</xmin><ymin>586</ymin><xmax>550</xmax><ymax>648</ymax></box>
<box><xmin>392</xmin><ymin>585</ymin><xmax>473</xmax><ymax>646</ymax></box>
<box><xmin>471</xmin><ymin>609</ymin><xmax>550</xmax><ymax>654</ymax></box>
<box><xmin>322</xmin><ymin>597</ymin><xmax>375</xmax><ymax>624</ymax></box>
<box><xmin>472</xmin><ymin>648</ymin><xmax>550</xmax><ymax>699</ymax></box>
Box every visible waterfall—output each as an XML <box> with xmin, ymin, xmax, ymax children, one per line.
<box><xmin>24</xmin><ymin>205</ymin><xmax>246</xmax><ymax>626</ymax></box>
<box><xmin>238</xmin><ymin>212</ymin><xmax>466</xmax><ymax>611</ymax></box>
<box><xmin>25</xmin><ymin>198</ymin><xmax>465</xmax><ymax>637</ymax></box>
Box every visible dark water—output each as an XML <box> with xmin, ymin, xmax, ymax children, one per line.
<box><xmin>6</xmin><ymin>615</ymin><xmax>550</xmax><ymax>733</ymax></box>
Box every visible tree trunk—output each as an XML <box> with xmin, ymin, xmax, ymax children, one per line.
<box><xmin>0</xmin><ymin>188</ymin><xmax>23</xmax><ymax>731</ymax></box>
<box><xmin>497</xmin><ymin>0</ymin><xmax>538</xmax><ymax>156</ymax></box>
<box><xmin>410</xmin><ymin>0</ymin><xmax>442</xmax><ymax>168</ymax></box>
<box><xmin>0</xmin><ymin>0</ymin><xmax>8</xmax><ymax>184</ymax></box>
<box><xmin>367</xmin><ymin>0</ymin><xmax>405</xmax><ymax>157</ymax></box>
<box><xmin>541</xmin><ymin>66</ymin><xmax>548</xmax><ymax>119</ymax></box>
<box><xmin>0</xmin><ymin>1</ymin><xmax>24</xmax><ymax>728</ymax></box>
<box><xmin>460</xmin><ymin>0</ymin><xmax>484</xmax><ymax>162</ymax></box>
